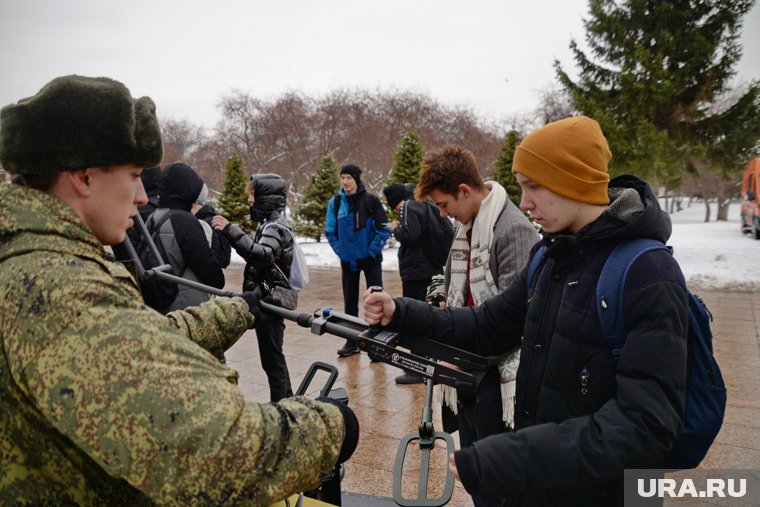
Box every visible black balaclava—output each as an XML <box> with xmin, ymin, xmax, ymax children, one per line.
<box><xmin>159</xmin><ymin>163</ymin><xmax>204</xmax><ymax>211</ymax></box>
<box><xmin>250</xmin><ymin>173</ymin><xmax>287</xmax><ymax>222</ymax></box>
<box><xmin>140</xmin><ymin>166</ymin><xmax>163</xmax><ymax>198</ymax></box>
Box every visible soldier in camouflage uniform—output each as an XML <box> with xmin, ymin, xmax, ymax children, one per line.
<box><xmin>0</xmin><ymin>75</ymin><xmax>358</xmax><ymax>506</ymax></box>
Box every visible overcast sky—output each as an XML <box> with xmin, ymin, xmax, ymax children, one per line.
<box><xmin>1</xmin><ymin>0</ymin><xmax>759</xmax><ymax>129</ymax></box>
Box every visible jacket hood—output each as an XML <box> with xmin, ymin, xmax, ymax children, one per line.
<box><xmin>542</xmin><ymin>174</ymin><xmax>671</xmax><ymax>257</ymax></box>
<box><xmin>250</xmin><ymin>173</ymin><xmax>287</xmax><ymax>222</ymax></box>
<box><xmin>589</xmin><ymin>174</ymin><xmax>671</xmax><ymax>243</ymax></box>
<box><xmin>159</xmin><ymin>163</ymin><xmax>204</xmax><ymax>211</ymax></box>
<box><xmin>340</xmin><ymin>181</ymin><xmax>367</xmax><ymax>201</ymax></box>
<box><xmin>0</xmin><ymin>184</ymin><xmax>104</xmax><ymax>263</ymax></box>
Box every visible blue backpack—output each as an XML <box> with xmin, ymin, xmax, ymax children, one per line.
<box><xmin>527</xmin><ymin>238</ymin><xmax>726</xmax><ymax>469</ymax></box>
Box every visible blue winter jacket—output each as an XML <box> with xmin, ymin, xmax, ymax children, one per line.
<box><xmin>325</xmin><ymin>184</ymin><xmax>390</xmax><ymax>272</ymax></box>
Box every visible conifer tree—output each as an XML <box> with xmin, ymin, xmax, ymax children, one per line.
<box><xmin>218</xmin><ymin>154</ymin><xmax>254</xmax><ymax>233</ymax></box>
<box><xmin>387</xmin><ymin>125</ymin><xmax>424</xmax><ymax>185</ymax></box>
<box><xmin>492</xmin><ymin>130</ymin><xmax>523</xmax><ymax>211</ymax></box>
<box><xmin>554</xmin><ymin>0</ymin><xmax>760</xmax><ymax>211</ymax></box>
<box><xmin>294</xmin><ymin>154</ymin><xmax>341</xmax><ymax>241</ymax></box>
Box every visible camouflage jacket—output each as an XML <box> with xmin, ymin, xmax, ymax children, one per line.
<box><xmin>0</xmin><ymin>184</ymin><xmax>344</xmax><ymax>506</ymax></box>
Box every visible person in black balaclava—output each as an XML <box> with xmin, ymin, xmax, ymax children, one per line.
<box><xmin>212</xmin><ymin>173</ymin><xmax>295</xmax><ymax>402</ymax></box>
<box><xmin>150</xmin><ymin>163</ymin><xmax>226</xmax><ymax>312</ymax></box>
<box><xmin>138</xmin><ymin>165</ymin><xmax>163</xmax><ymax>220</ymax></box>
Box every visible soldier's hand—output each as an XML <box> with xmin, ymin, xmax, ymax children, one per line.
<box><xmin>317</xmin><ymin>397</ymin><xmax>359</xmax><ymax>464</ymax></box>
<box><xmin>241</xmin><ymin>288</ymin><xmax>280</xmax><ymax>328</ymax></box>
<box><xmin>241</xmin><ymin>287</ymin><xmax>262</xmax><ymax>316</ymax></box>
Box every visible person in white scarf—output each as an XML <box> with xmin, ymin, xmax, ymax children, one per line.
<box><xmin>416</xmin><ymin>145</ymin><xmax>539</xmax><ymax>507</ymax></box>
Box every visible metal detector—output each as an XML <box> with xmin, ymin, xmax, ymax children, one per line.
<box><xmin>121</xmin><ymin>216</ymin><xmax>492</xmax><ymax>506</ymax></box>
<box><xmin>391</xmin><ymin>378</ymin><xmax>455</xmax><ymax>507</ymax></box>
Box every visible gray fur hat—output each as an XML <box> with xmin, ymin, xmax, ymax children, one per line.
<box><xmin>0</xmin><ymin>75</ymin><xmax>163</xmax><ymax>176</ymax></box>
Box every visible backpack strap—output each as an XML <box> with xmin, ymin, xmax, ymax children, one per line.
<box><xmin>596</xmin><ymin>238</ymin><xmax>671</xmax><ymax>360</ymax></box>
<box><xmin>260</xmin><ymin>222</ymin><xmax>295</xmax><ymax>288</ymax></box>
<box><xmin>526</xmin><ymin>244</ymin><xmax>548</xmax><ymax>290</ymax></box>
<box><xmin>144</xmin><ymin>209</ymin><xmax>178</xmax><ymax>266</ymax></box>
<box><xmin>150</xmin><ymin>209</ymin><xmax>176</xmax><ymax>236</ymax></box>
<box><xmin>332</xmin><ymin>194</ymin><xmax>341</xmax><ymax>239</ymax></box>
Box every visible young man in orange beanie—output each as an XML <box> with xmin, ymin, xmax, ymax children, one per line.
<box><xmin>363</xmin><ymin>116</ymin><xmax>689</xmax><ymax>506</ymax></box>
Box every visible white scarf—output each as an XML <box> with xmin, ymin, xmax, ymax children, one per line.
<box><xmin>438</xmin><ymin>181</ymin><xmax>519</xmax><ymax>428</ymax></box>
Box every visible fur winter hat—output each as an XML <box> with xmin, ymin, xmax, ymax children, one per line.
<box><xmin>340</xmin><ymin>164</ymin><xmax>362</xmax><ymax>183</ymax></box>
<box><xmin>383</xmin><ymin>183</ymin><xmax>415</xmax><ymax>210</ymax></box>
<box><xmin>0</xmin><ymin>75</ymin><xmax>163</xmax><ymax>176</ymax></box>
<box><xmin>513</xmin><ymin>115</ymin><xmax>611</xmax><ymax>205</ymax></box>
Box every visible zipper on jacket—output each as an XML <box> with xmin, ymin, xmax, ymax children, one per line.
<box><xmin>518</xmin><ymin>261</ymin><xmax>563</xmax><ymax>421</ymax></box>
<box><xmin>580</xmin><ymin>367</ymin><xmax>590</xmax><ymax>395</ymax></box>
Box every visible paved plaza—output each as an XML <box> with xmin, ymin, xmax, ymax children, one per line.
<box><xmin>223</xmin><ymin>265</ymin><xmax>760</xmax><ymax>506</ymax></box>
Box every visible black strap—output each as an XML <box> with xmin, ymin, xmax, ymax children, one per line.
<box><xmin>147</xmin><ymin>209</ymin><xmax>177</xmax><ymax>236</ymax></box>
<box><xmin>333</xmin><ymin>194</ymin><xmax>341</xmax><ymax>239</ymax></box>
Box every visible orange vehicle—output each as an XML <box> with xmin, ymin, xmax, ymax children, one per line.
<box><xmin>740</xmin><ymin>158</ymin><xmax>760</xmax><ymax>239</ymax></box>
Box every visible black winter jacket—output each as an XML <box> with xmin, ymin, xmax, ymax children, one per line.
<box><xmin>194</xmin><ymin>204</ymin><xmax>232</xmax><ymax>268</ymax></box>
<box><xmin>391</xmin><ymin>175</ymin><xmax>689</xmax><ymax>506</ymax></box>
<box><xmin>394</xmin><ymin>199</ymin><xmax>444</xmax><ymax>282</ymax></box>
<box><xmin>153</xmin><ymin>163</ymin><xmax>225</xmax><ymax>312</ymax></box>
<box><xmin>221</xmin><ymin>175</ymin><xmax>294</xmax><ymax>294</ymax></box>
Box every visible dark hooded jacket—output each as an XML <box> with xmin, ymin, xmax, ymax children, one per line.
<box><xmin>151</xmin><ymin>163</ymin><xmax>225</xmax><ymax>312</ymax></box>
<box><xmin>220</xmin><ymin>174</ymin><xmax>294</xmax><ymax>294</ymax></box>
<box><xmin>390</xmin><ymin>175</ymin><xmax>689</xmax><ymax>506</ymax></box>
<box><xmin>194</xmin><ymin>204</ymin><xmax>232</xmax><ymax>268</ymax></box>
<box><xmin>385</xmin><ymin>184</ymin><xmax>444</xmax><ymax>283</ymax></box>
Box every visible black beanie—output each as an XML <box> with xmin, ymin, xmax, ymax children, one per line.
<box><xmin>383</xmin><ymin>183</ymin><xmax>414</xmax><ymax>209</ymax></box>
<box><xmin>340</xmin><ymin>164</ymin><xmax>362</xmax><ymax>183</ymax></box>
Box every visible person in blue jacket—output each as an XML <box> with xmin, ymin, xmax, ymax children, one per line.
<box><xmin>325</xmin><ymin>164</ymin><xmax>391</xmax><ymax>357</ymax></box>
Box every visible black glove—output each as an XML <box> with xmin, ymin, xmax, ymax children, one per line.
<box><xmin>240</xmin><ymin>286</ymin><xmax>280</xmax><ymax>328</ymax></box>
<box><xmin>317</xmin><ymin>396</ymin><xmax>359</xmax><ymax>464</ymax></box>
<box><xmin>240</xmin><ymin>286</ymin><xmax>263</xmax><ymax>316</ymax></box>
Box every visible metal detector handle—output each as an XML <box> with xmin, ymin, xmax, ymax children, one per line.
<box><xmin>418</xmin><ymin>379</ymin><xmax>435</xmax><ymax>443</ymax></box>
<box><xmin>368</xmin><ymin>285</ymin><xmax>384</xmax><ymax>331</ymax></box>
<box><xmin>294</xmin><ymin>361</ymin><xmax>339</xmax><ymax>398</ymax></box>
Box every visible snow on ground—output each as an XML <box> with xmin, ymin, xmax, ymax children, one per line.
<box><xmin>231</xmin><ymin>201</ymin><xmax>760</xmax><ymax>292</ymax></box>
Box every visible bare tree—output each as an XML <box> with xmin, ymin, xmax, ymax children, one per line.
<box><xmin>207</xmin><ymin>87</ymin><xmax>503</xmax><ymax>202</ymax></box>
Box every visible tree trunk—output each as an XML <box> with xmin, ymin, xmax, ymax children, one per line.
<box><xmin>703</xmin><ymin>200</ymin><xmax>711</xmax><ymax>222</ymax></box>
<box><xmin>717</xmin><ymin>198</ymin><xmax>730</xmax><ymax>221</ymax></box>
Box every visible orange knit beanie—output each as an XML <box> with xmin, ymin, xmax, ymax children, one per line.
<box><xmin>512</xmin><ymin>115</ymin><xmax>611</xmax><ymax>205</ymax></box>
